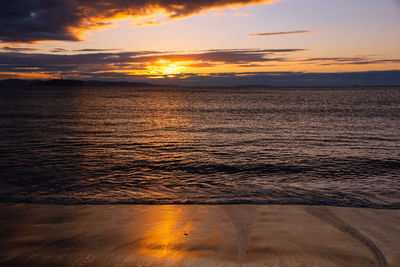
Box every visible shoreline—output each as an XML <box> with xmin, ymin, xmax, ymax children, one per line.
<box><xmin>1</xmin><ymin>203</ymin><xmax>399</xmax><ymax>266</ymax></box>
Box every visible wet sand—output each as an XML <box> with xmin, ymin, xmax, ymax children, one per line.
<box><xmin>0</xmin><ymin>204</ymin><xmax>399</xmax><ymax>266</ymax></box>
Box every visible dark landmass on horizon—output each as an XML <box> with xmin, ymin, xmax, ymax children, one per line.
<box><xmin>1</xmin><ymin>69</ymin><xmax>400</xmax><ymax>89</ymax></box>
<box><xmin>0</xmin><ymin>79</ymin><xmax>154</xmax><ymax>88</ymax></box>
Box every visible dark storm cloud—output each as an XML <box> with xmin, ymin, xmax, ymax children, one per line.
<box><xmin>0</xmin><ymin>0</ymin><xmax>82</xmax><ymax>42</ymax></box>
<box><xmin>0</xmin><ymin>0</ymin><xmax>273</xmax><ymax>42</ymax></box>
<box><xmin>249</xmin><ymin>30</ymin><xmax>313</xmax><ymax>37</ymax></box>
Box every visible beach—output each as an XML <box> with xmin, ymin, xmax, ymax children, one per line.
<box><xmin>1</xmin><ymin>0</ymin><xmax>400</xmax><ymax>266</ymax></box>
<box><xmin>0</xmin><ymin>204</ymin><xmax>399</xmax><ymax>266</ymax></box>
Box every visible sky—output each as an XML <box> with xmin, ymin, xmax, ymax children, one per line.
<box><xmin>0</xmin><ymin>0</ymin><xmax>399</xmax><ymax>85</ymax></box>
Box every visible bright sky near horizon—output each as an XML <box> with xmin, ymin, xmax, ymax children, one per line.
<box><xmin>0</xmin><ymin>0</ymin><xmax>399</xmax><ymax>84</ymax></box>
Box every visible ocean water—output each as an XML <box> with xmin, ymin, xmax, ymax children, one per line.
<box><xmin>0</xmin><ymin>86</ymin><xmax>399</xmax><ymax>208</ymax></box>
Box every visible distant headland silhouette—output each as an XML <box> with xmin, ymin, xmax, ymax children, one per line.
<box><xmin>0</xmin><ymin>79</ymin><xmax>153</xmax><ymax>88</ymax></box>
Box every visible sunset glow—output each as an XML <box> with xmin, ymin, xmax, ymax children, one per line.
<box><xmin>2</xmin><ymin>1</ymin><xmax>400</xmax><ymax>266</ymax></box>
<box><xmin>0</xmin><ymin>0</ymin><xmax>399</xmax><ymax>85</ymax></box>
<box><xmin>149</xmin><ymin>60</ymin><xmax>187</xmax><ymax>76</ymax></box>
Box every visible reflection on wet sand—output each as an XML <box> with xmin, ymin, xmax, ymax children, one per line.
<box><xmin>132</xmin><ymin>205</ymin><xmax>259</xmax><ymax>265</ymax></box>
<box><xmin>138</xmin><ymin>207</ymin><xmax>195</xmax><ymax>262</ymax></box>
<box><xmin>0</xmin><ymin>204</ymin><xmax>399</xmax><ymax>266</ymax></box>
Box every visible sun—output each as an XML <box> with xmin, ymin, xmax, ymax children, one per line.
<box><xmin>148</xmin><ymin>59</ymin><xmax>186</xmax><ymax>76</ymax></box>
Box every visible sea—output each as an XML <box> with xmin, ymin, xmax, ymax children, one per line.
<box><xmin>0</xmin><ymin>86</ymin><xmax>399</xmax><ymax>208</ymax></box>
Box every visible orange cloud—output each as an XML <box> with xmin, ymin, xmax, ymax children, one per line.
<box><xmin>0</xmin><ymin>0</ymin><xmax>276</xmax><ymax>43</ymax></box>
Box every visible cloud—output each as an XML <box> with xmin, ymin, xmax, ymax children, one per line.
<box><xmin>162</xmin><ymin>70</ymin><xmax>400</xmax><ymax>86</ymax></box>
<box><xmin>50</xmin><ymin>48</ymin><xmax>70</xmax><ymax>53</ymax></box>
<box><xmin>303</xmin><ymin>57</ymin><xmax>400</xmax><ymax>66</ymax></box>
<box><xmin>0</xmin><ymin>48</ymin><xmax>302</xmax><ymax>71</ymax></box>
<box><xmin>0</xmin><ymin>46</ymin><xmax>39</xmax><ymax>52</ymax></box>
<box><xmin>75</xmin><ymin>48</ymin><xmax>119</xmax><ymax>52</ymax></box>
<box><xmin>133</xmin><ymin>49</ymin><xmax>303</xmax><ymax>64</ymax></box>
<box><xmin>49</xmin><ymin>48</ymin><xmax>122</xmax><ymax>53</ymax></box>
<box><xmin>0</xmin><ymin>48</ymin><xmax>305</xmax><ymax>80</ymax></box>
<box><xmin>1</xmin><ymin>51</ymin><xmax>399</xmax><ymax>86</ymax></box>
<box><xmin>249</xmin><ymin>30</ymin><xmax>313</xmax><ymax>37</ymax></box>
<box><xmin>2</xmin><ymin>49</ymin><xmax>400</xmax><ymax>82</ymax></box>
<box><xmin>0</xmin><ymin>0</ymin><xmax>275</xmax><ymax>43</ymax></box>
